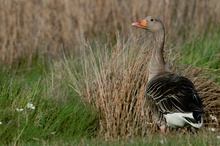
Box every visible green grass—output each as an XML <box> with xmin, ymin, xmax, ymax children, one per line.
<box><xmin>8</xmin><ymin>131</ymin><xmax>220</xmax><ymax>146</ymax></box>
<box><xmin>175</xmin><ymin>30</ymin><xmax>220</xmax><ymax>83</ymax></box>
<box><xmin>178</xmin><ymin>33</ymin><xmax>220</xmax><ymax>68</ymax></box>
<box><xmin>0</xmin><ymin>64</ymin><xmax>98</xmax><ymax>145</ymax></box>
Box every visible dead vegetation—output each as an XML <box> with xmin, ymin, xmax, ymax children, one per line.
<box><xmin>0</xmin><ymin>0</ymin><xmax>220</xmax><ymax>65</ymax></box>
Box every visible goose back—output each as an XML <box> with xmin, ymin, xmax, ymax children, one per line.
<box><xmin>145</xmin><ymin>73</ymin><xmax>204</xmax><ymax>123</ymax></box>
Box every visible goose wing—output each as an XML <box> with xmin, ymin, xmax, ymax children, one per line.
<box><xmin>145</xmin><ymin>73</ymin><xmax>204</xmax><ymax>114</ymax></box>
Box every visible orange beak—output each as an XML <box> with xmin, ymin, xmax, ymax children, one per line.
<box><xmin>132</xmin><ymin>19</ymin><xmax>146</xmax><ymax>29</ymax></box>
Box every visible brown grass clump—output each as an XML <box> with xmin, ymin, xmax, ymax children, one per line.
<box><xmin>56</xmin><ymin>34</ymin><xmax>220</xmax><ymax>138</ymax></box>
<box><xmin>0</xmin><ymin>0</ymin><xmax>220</xmax><ymax>65</ymax></box>
<box><xmin>63</xmin><ymin>35</ymin><xmax>152</xmax><ymax>137</ymax></box>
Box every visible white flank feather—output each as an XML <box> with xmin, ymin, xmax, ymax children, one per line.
<box><xmin>164</xmin><ymin>113</ymin><xmax>203</xmax><ymax>128</ymax></box>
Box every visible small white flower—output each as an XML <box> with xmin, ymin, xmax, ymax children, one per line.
<box><xmin>51</xmin><ymin>132</ymin><xmax>56</xmax><ymax>135</ymax></box>
<box><xmin>159</xmin><ymin>139</ymin><xmax>164</xmax><ymax>144</ymax></box>
<box><xmin>16</xmin><ymin>108</ymin><xmax>24</xmax><ymax>112</ymax></box>
<box><xmin>208</xmin><ymin>127</ymin><xmax>216</xmax><ymax>132</ymax></box>
<box><xmin>211</xmin><ymin>128</ymin><xmax>216</xmax><ymax>132</ymax></box>
<box><xmin>217</xmin><ymin>135</ymin><xmax>220</xmax><ymax>139</ymax></box>
<box><xmin>210</xmin><ymin>114</ymin><xmax>217</xmax><ymax>121</ymax></box>
<box><xmin>0</xmin><ymin>122</ymin><xmax>2</xmax><ymax>125</ymax></box>
<box><xmin>27</xmin><ymin>103</ymin><xmax>33</xmax><ymax>108</ymax></box>
<box><xmin>27</xmin><ymin>103</ymin><xmax>35</xmax><ymax>110</ymax></box>
<box><xmin>30</xmin><ymin>106</ymin><xmax>35</xmax><ymax>110</ymax></box>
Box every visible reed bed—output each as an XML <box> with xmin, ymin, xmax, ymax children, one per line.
<box><xmin>0</xmin><ymin>0</ymin><xmax>220</xmax><ymax>65</ymax></box>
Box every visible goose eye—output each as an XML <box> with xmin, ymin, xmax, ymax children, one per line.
<box><xmin>150</xmin><ymin>19</ymin><xmax>154</xmax><ymax>22</ymax></box>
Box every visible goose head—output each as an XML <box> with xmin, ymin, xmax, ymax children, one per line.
<box><xmin>132</xmin><ymin>16</ymin><xmax>170</xmax><ymax>81</ymax></box>
<box><xmin>132</xmin><ymin>16</ymin><xmax>164</xmax><ymax>33</ymax></box>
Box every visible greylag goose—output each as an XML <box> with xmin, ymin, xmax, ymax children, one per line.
<box><xmin>132</xmin><ymin>16</ymin><xmax>204</xmax><ymax>133</ymax></box>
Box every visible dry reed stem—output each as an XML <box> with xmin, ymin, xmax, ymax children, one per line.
<box><xmin>0</xmin><ymin>0</ymin><xmax>220</xmax><ymax>65</ymax></box>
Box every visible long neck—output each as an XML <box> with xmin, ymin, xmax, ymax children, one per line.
<box><xmin>148</xmin><ymin>29</ymin><xmax>171</xmax><ymax>81</ymax></box>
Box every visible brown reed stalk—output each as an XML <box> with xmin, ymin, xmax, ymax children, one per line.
<box><xmin>0</xmin><ymin>0</ymin><xmax>220</xmax><ymax>65</ymax></box>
